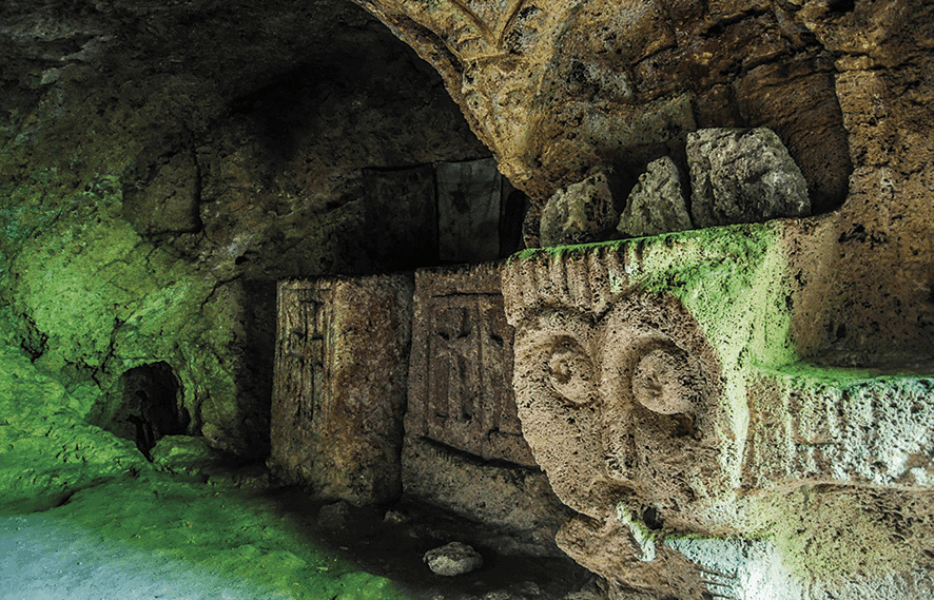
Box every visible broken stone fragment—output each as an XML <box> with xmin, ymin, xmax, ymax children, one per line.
<box><xmin>616</xmin><ymin>156</ymin><xmax>692</xmax><ymax>238</ymax></box>
<box><xmin>423</xmin><ymin>542</ymin><xmax>483</xmax><ymax>576</ymax></box>
<box><xmin>687</xmin><ymin>128</ymin><xmax>810</xmax><ymax>228</ymax></box>
<box><xmin>540</xmin><ymin>169</ymin><xmax>620</xmax><ymax>247</ymax></box>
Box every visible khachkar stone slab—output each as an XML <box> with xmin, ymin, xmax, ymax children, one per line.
<box><xmin>436</xmin><ymin>157</ymin><xmax>503</xmax><ymax>264</ymax></box>
<box><xmin>363</xmin><ymin>165</ymin><xmax>438</xmax><ymax>267</ymax></box>
<box><xmin>270</xmin><ymin>275</ymin><xmax>413</xmax><ymax>505</ymax></box>
<box><xmin>502</xmin><ymin>233</ymin><xmax>934</xmax><ymax>600</ymax></box>
<box><xmin>406</xmin><ymin>262</ymin><xmax>535</xmax><ymax>466</ymax></box>
<box><xmin>404</xmin><ymin>262</ymin><xmax>568</xmax><ymax>557</ymax></box>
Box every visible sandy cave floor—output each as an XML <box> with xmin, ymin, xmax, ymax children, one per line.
<box><xmin>0</xmin><ymin>469</ymin><xmax>591</xmax><ymax>600</ymax></box>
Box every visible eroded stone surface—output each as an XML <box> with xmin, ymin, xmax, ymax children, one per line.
<box><xmin>270</xmin><ymin>275</ymin><xmax>413</xmax><ymax>505</ymax></box>
<box><xmin>504</xmin><ymin>252</ymin><xmax>728</xmax><ymax>524</ymax></box>
<box><xmin>540</xmin><ymin>170</ymin><xmax>621</xmax><ymax>247</ymax></box>
<box><xmin>687</xmin><ymin>128</ymin><xmax>810</xmax><ymax>228</ymax></box>
<box><xmin>503</xmin><ymin>242</ymin><xmax>934</xmax><ymax>598</ymax></box>
<box><xmin>402</xmin><ymin>437</ymin><xmax>571</xmax><ymax>557</ymax></box>
<box><xmin>351</xmin><ymin>0</ymin><xmax>853</xmax><ymax>211</ymax></box>
<box><xmin>406</xmin><ymin>263</ymin><xmax>534</xmax><ymax>466</ymax></box>
<box><xmin>616</xmin><ymin>157</ymin><xmax>691</xmax><ymax>239</ymax></box>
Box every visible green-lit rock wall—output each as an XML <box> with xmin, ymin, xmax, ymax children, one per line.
<box><xmin>0</xmin><ymin>0</ymin><xmax>486</xmax><ymax>509</ymax></box>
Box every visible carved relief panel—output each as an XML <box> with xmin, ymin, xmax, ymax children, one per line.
<box><xmin>406</xmin><ymin>263</ymin><xmax>535</xmax><ymax>466</ymax></box>
<box><xmin>270</xmin><ymin>275</ymin><xmax>413</xmax><ymax>505</ymax></box>
<box><xmin>502</xmin><ymin>238</ymin><xmax>934</xmax><ymax>599</ymax></box>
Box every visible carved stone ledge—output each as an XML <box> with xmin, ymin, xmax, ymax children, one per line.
<box><xmin>502</xmin><ymin>229</ymin><xmax>934</xmax><ymax>598</ymax></box>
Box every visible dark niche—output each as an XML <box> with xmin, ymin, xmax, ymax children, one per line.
<box><xmin>107</xmin><ymin>362</ymin><xmax>190</xmax><ymax>461</ymax></box>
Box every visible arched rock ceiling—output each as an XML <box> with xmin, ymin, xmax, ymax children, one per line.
<box><xmin>350</xmin><ymin>0</ymin><xmax>929</xmax><ymax>208</ymax></box>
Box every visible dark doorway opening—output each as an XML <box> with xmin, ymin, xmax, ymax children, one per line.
<box><xmin>107</xmin><ymin>362</ymin><xmax>190</xmax><ymax>461</ymax></box>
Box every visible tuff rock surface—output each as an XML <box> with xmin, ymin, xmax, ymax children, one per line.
<box><xmin>687</xmin><ymin>127</ymin><xmax>810</xmax><ymax>228</ymax></box>
<box><xmin>3</xmin><ymin>1</ymin><xmax>934</xmax><ymax>600</ymax></box>
<box><xmin>616</xmin><ymin>156</ymin><xmax>691</xmax><ymax>239</ymax></box>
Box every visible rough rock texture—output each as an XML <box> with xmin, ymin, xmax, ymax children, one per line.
<box><xmin>503</xmin><ymin>240</ymin><xmax>934</xmax><ymax>598</ymax></box>
<box><xmin>616</xmin><ymin>157</ymin><xmax>691</xmax><ymax>239</ymax></box>
<box><xmin>504</xmin><ymin>248</ymin><xmax>729</xmax><ymax>532</ymax></box>
<box><xmin>351</xmin><ymin>0</ymin><xmax>853</xmax><ymax>211</ymax></box>
<box><xmin>403</xmin><ymin>263</ymin><xmax>571</xmax><ymax>556</ymax></box>
<box><xmin>687</xmin><ymin>128</ymin><xmax>810</xmax><ymax>228</ymax></box>
<box><xmin>424</xmin><ymin>542</ymin><xmax>484</xmax><ymax>577</ymax></box>
<box><xmin>539</xmin><ymin>170</ymin><xmax>621</xmax><ymax>247</ymax></box>
<box><xmin>402</xmin><ymin>437</ymin><xmax>571</xmax><ymax>557</ymax></box>
<box><xmin>270</xmin><ymin>275</ymin><xmax>413</xmax><ymax>505</ymax></box>
<box><xmin>3</xmin><ymin>1</ymin><xmax>934</xmax><ymax>599</ymax></box>
<box><xmin>0</xmin><ymin>0</ymin><xmax>487</xmax><ymax>467</ymax></box>
<box><xmin>407</xmin><ymin>263</ymin><xmax>534</xmax><ymax>466</ymax></box>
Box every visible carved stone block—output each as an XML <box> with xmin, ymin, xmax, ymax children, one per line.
<box><xmin>406</xmin><ymin>263</ymin><xmax>535</xmax><ymax>466</ymax></box>
<box><xmin>363</xmin><ymin>165</ymin><xmax>438</xmax><ymax>267</ymax></box>
<box><xmin>436</xmin><ymin>157</ymin><xmax>503</xmax><ymax>263</ymax></box>
<box><xmin>270</xmin><ymin>275</ymin><xmax>413</xmax><ymax>505</ymax></box>
<box><xmin>503</xmin><ymin>250</ymin><xmax>728</xmax><ymax>524</ymax></box>
<box><xmin>503</xmin><ymin>239</ymin><xmax>934</xmax><ymax>599</ymax></box>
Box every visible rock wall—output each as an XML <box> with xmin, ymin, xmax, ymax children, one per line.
<box><xmin>0</xmin><ymin>0</ymin><xmax>487</xmax><ymax>475</ymax></box>
<box><xmin>351</xmin><ymin>0</ymin><xmax>934</xmax><ymax>364</ymax></box>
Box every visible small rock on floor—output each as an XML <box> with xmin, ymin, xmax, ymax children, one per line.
<box><xmin>424</xmin><ymin>541</ymin><xmax>483</xmax><ymax>576</ymax></box>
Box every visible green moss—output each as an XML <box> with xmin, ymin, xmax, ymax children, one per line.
<box><xmin>514</xmin><ymin>224</ymin><xmax>793</xmax><ymax>369</ymax></box>
<box><xmin>0</xmin><ymin>89</ymin><xmax>252</xmax><ymax>458</ymax></box>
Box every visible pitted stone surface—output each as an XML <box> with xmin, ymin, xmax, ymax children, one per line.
<box><xmin>350</xmin><ymin>0</ymin><xmax>853</xmax><ymax>211</ymax></box>
<box><xmin>503</xmin><ymin>241</ymin><xmax>934</xmax><ymax>598</ymax></box>
<box><xmin>687</xmin><ymin>128</ymin><xmax>810</xmax><ymax>228</ymax></box>
<box><xmin>616</xmin><ymin>157</ymin><xmax>692</xmax><ymax>239</ymax></box>
<box><xmin>270</xmin><ymin>275</ymin><xmax>413</xmax><ymax>505</ymax></box>
<box><xmin>424</xmin><ymin>542</ymin><xmax>483</xmax><ymax>577</ymax></box>
<box><xmin>406</xmin><ymin>263</ymin><xmax>534</xmax><ymax>466</ymax></box>
<box><xmin>540</xmin><ymin>170</ymin><xmax>620</xmax><ymax>247</ymax></box>
<box><xmin>503</xmin><ymin>253</ymin><xmax>727</xmax><ymax>524</ymax></box>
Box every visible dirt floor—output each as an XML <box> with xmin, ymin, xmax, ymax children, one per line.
<box><xmin>0</xmin><ymin>467</ymin><xmax>594</xmax><ymax>600</ymax></box>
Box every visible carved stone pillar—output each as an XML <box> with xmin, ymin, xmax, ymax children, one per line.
<box><xmin>270</xmin><ymin>275</ymin><xmax>413</xmax><ymax>505</ymax></box>
<box><xmin>404</xmin><ymin>262</ymin><xmax>571</xmax><ymax>556</ymax></box>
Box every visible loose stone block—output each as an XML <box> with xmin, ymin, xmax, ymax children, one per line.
<box><xmin>423</xmin><ymin>542</ymin><xmax>483</xmax><ymax>576</ymax></box>
<box><xmin>270</xmin><ymin>275</ymin><xmax>413</xmax><ymax>505</ymax></box>
<box><xmin>403</xmin><ymin>263</ymin><xmax>567</xmax><ymax>556</ymax></box>
<box><xmin>616</xmin><ymin>156</ymin><xmax>693</xmax><ymax>238</ymax></box>
<box><xmin>406</xmin><ymin>263</ymin><xmax>535</xmax><ymax>466</ymax></box>
<box><xmin>687</xmin><ymin>127</ymin><xmax>810</xmax><ymax>228</ymax></box>
<box><xmin>540</xmin><ymin>169</ymin><xmax>620</xmax><ymax>247</ymax></box>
